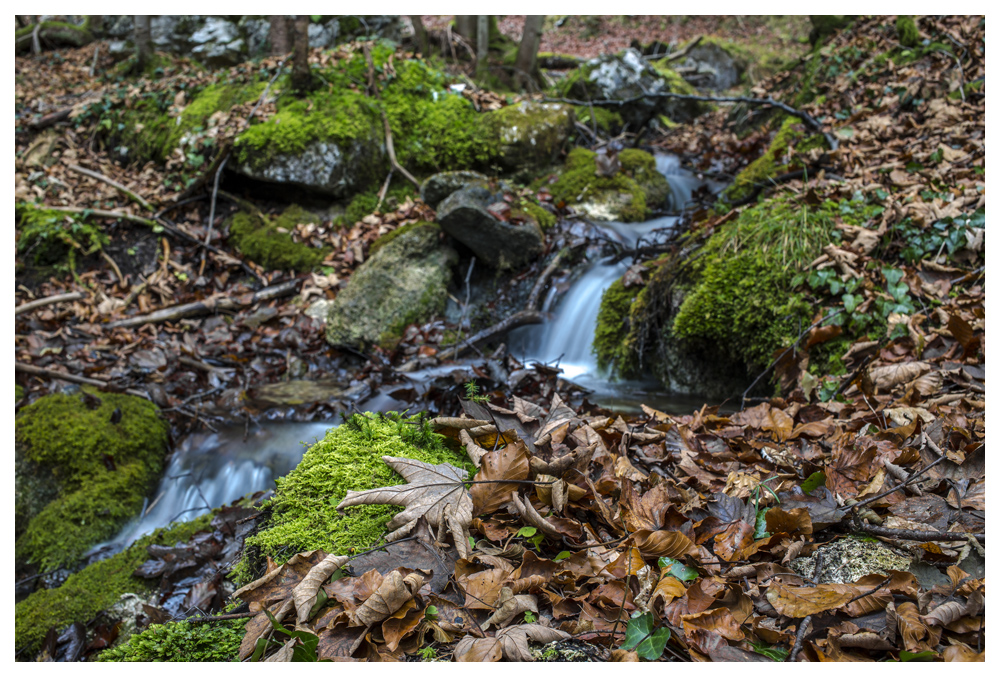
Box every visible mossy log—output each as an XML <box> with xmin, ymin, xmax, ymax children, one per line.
<box><xmin>15</xmin><ymin>20</ymin><xmax>94</xmax><ymax>54</ymax></box>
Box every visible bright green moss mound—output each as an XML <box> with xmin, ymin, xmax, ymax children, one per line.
<box><xmin>15</xmin><ymin>514</ymin><xmax>214</xmax><ymax>656</ymax></box>
<box><xmin>235</xmin><ymin>412</ymin><xmax>475</xmax><ymax>585</ymax></box>
<box><xmin>15</xmin><ymin>389</ymin><xmax>169</xmax><ymax>571</ymax></box>
<box><xmin>721</xmin><ymin>117</ymin><xmax>806</xmax><ymax>204</ymax></box>
<box><xmin>16</xmin><ymin>384</ymin><xmax>25</xmax><ymax>402</ymax></box>
<box><xmin>670</xmin><ymin>196</ymin><xmax>835</xmax><ymax>372</ymax></box>
<box><xmin>574</xmin><ymin>106</ymin><xmax>623</xmax><ymax>135</ymax></box>
<box><xmin>516</xmin><ymin>201</ymin><xmax>557</xmax><ymax>231</ymax></box>
<box><xmin>227</xmin><ymin>205</ymin><xmax>329</xmax><ymax>272</ymax></box>
<box><xmin>98</xmin><ymin>618</ymin><xmax>248</xmax><ymax>662</ymax></box>
<box><xmin>896</xmin><ymin>16</ymin><xmax>921</xmax><ymax>48</ymax></box>
<box><xmin>551</xmin><ymin>147</ymin><xmax>666</xmax><ymax>222</ymax></box>
<box><xmin>16</xmin><ymin>203</ymin><xmax>108</xmax><ymax>268</ymax></box>
<box><xmin>369</xmin><ymin>220</ymin><xmax>431</xmax><ymax>257</ymax></box>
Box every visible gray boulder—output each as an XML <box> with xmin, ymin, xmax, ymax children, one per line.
<box><xmin>676</xmin><ymin>40</ymin><xmax>747</xmax><ymax>91</ymax></box>
<box><xmin>420</xmin><ymin>171</ymin><xmax>490</xmax><ymax>208</ymax></box>
<box><xmin>325</xmin><ymin>223</ymin><xmax>456</xmax><ymax>348</ymax></box>
<box><xmin>436</xmin><ymin>186</ymin><xmax>544</xmax><ymax>269</ymax></box>
<box><xmin>562</xmin><ymin>48</ymin><xmax>708</xmax><ymax>128</ymax></box>
<box><xmin>486</xmin><ymin>102</ymin><xmax>574</xmax><ymax>174</ymax></box>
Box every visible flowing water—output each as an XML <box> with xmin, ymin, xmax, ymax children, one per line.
<box><xmin>101</xmin><ymin>154</ymin><xmax>720</xmax><ymax>552</ymax></box>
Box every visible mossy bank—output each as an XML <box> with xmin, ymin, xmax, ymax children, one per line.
<box><xmin>550</xmin><ymin>147</ymin><xmax>671</xmax><ymax>222</ymax></box>
<box><xmin>15</xmin><ymin>388</ymin><xmax>169</xmax><ymax>572</ymax></box>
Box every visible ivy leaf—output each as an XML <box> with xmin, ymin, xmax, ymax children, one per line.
<box><xmin>749</xmin><ymin>640</ymin><xmax>789</xmax><ymax>661</ymax></box>
<box><xmin>657</xmin><ymin>556</ymin><xmax>698</xmax><ymax>582</ymax></box>
<box><xmin>621</xmin><ymin>612</ymin><xmax>671</xmax><ymax>660</ymax></box>
<box><xmin>800</xmin><ymin>472</ymin><xmax>826</xmax><ymax>495</ymax></box>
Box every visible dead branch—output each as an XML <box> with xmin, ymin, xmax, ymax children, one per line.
<box><xmin>15</xmin><ymin>362</ymin><xmax>148</xmax><ymax>399</ymax></box>
<box><xmin>105</xmin><ymin>278</ymin><xmax>301</xmax><ymax>329</ymax></box>
<box><xmin>28</xmin><ymin>107</ymin><xmax>73</xmax><ymax>130</ymax></box>
<box><xmin>526</xmin><ymin>247</ymin><xmax>571</xmax><ymax>312</ymax></box>
<box><xmin>451</xmin><ymin>310</ymin><xmax>545</xmax><ymax>357</ymax></box>
<box><xmin>67</xmin><ymin>164</ymin><xmax>152</xmax><ymax>210</ymax></box>
<box><xmin>544</xmin><ymin>93</ymin><xmax>837</xmax><ymax>150</ymax></box>
<box><xmin>15</xmin><ymin>291</ymin><xmax>86</xmax><ymax>315</ymax></box>
<box><xmin>659</xmin><ymin>35</ymin><xmax>703</xmax><ymax>63</ymax></box>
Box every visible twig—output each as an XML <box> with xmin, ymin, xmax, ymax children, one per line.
<box><xmin>363</xmin><ymin>44</ymin><xmax>421</xmax><ymax>188</ymax></box>
<box><xmin>32</xmin><ymin>21</ymin><xmax>42</xmax><ymax>55</ymax></box>
<box><xmin>849</xmin><ymin>456</ymin><xmax>946</xmax><ymax>512</ymax></box>
<box><xmin>374</xmin><ymin>169</ymin><xmax>394</xmax><ymax>213</ymax></box>
<box><xmin>15</xmin><ymin>362</ymin><xmax>148</xmax><ymax>399</ymax></box>
<box><xmin>851</xmin><ymin>515</ymin><xmax>984</xmax><ymax>543</ymax></box>
<box><xmin>449</xmin><ymin>258</ymin><xmax>477</xmax><ymax>359</ymax></box>
<box><xmin>68</xmin><ymin>164</ymin><xmax>152</xmax><ymax>210</ymax></box>
<box><xmin>659</xmin><ymin>34</ymin><xmax>703</xmax><ymax>63</ymax></box>
<box><xmin>526</xmin><ymin>246</ymin><xmax>574</xmax><ymax>312</ymax></box>
<box><xmin>185</xmin><ymin>611</ymin><xmax>257</xmax><ymax>624</ymax></box>
<box><xmin>788</xmin><ymin>553</ymin><xmax>823</xmax><ymax>662</ymax></box>
<box><xmin>100</xmin><ymin>250</ymin><xmax>124</xmax><ymax>286</ymax></box>
<box><xmin>545</xmin><ymin>93</ymin><xmax>837</xmax><ymax>150</ymax></box>
<box><xmin>200</xmin><ymin>155</ymin><xmax>229</xmax><ymax>276</ymax></box>
<box><xmin>89</xmin><ymin>44</ymin><xmax>99</xmax><ymax>78</ymax></box>
<box><xmin>15</xmin><ymin>291</ymin><xmax>86</xmax><ymax>315</ymax></box>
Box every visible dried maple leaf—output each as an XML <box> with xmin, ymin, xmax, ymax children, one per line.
<box><xmin>337</xmin><ymin>456</ymin><xmax>473</xmax><ymax>559</ymax></box>
<box><xmin>453</xmin><ymin>624</ymin><xmax>571</xmax><ymax>662</ymax></box>
<box><xmin>470</xmin><ymin>441</ymin><xmax>530</xmax><ymax>515</ymax></box>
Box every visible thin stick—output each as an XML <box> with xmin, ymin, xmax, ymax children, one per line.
<box><xmin>374</xmin><ymin>168</ymin><xmax>394</xmax><ymax>213</ymax></box>
<box><xmin>15</xmin><ymin>362</ymin><xmax>148</xmax><ymax>399</ymax></box>
<box><xmin>15</xmin><ymin>291</ymin><xmax>86</xmax><ymax>315</ymax></box>
<box><xmin>89</xmin><ymin>44</ymin><xmax>99</xmax><ymax>78</ymax></box>
<box><xmin>849</xmin><ymin>456</ymin><xmax>946</xmax><ymax>511</ymax></box>
<box><xmin>68</xmin><ymin>164</ymin><xmax>152</xmax><ymax>210</ymax></box>
<box><xmin>200</xmin><ymin>155</ymin><xmax>229</xmax><ymax>275</ymax></box>
<box><xmin>100</xmin><ymin>250</ymin><xmax>124</xmax><ymax>286</ymax></box>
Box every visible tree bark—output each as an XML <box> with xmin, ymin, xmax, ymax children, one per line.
<box><xmin>290</xmin><ymin>15</ymin><xmax>313</xmax><ymax>92</ymax></box>
<box><xmin>454</xmin><ymin>15</ymin><xmax>476</xmax><ymax>43</ymax></box>
<box><xmin>269</xmin><ymin>15</ymin><xmax>290</xmax><ymax>55</ymax></box>
<box><xmin>514</xmin><ymin>15</ymin><xmax>545</xmax><ymax>90</ymax></box>
<box><xmin>134</xmin><ymin>15</ymin><xmax>152</xmax><ymax>71</ymax></box>
<box><xmin>475</xmin><ymin>15</ymin><xmax>489</xmax><ymax>78</ymax></box>
<box><xmin>410</xmin><ymin>15</ymin><xmax>429</xmax><ymax>56</ymax></box>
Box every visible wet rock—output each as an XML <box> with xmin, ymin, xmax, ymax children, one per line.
<box><xmin>789</xmin><ymin>537</ymin><xmax>912</xmax><ymax>584</ymax></box>
<box><xmin>325</xmin><ymin>222</ymin><xmax>456</xmax><ymax>348</ymax></box>
<box><xmin>420</xmin><ymin>171</ymin><xmax>490</xmax><ymax>209</ymax></box>
<box><xmin>436</xmin><ymin>186</ymin><xmax>544</xmax><ymax>268</ymax></box>
<box><xmin>249</xmin><ymin>380</ymin><xmax>346</xmax><ymax>408</ymax></box>
<box><xmin>561</xmin><ymin>49</ymin><xmax>708</xmax><ymax>130</ymax></box>
<box><xmin>486</xmin><ymin>101</ymin><xmax>574</xmax><ymax>175</ymax></box>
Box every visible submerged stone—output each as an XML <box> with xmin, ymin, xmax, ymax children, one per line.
<box><xmin>325</xmin><ymin>222</ymin><xmax>456</xmax><ymax>348</ymax></box>
<box><xmin>436</xmin><ymin>185</ymin><xmax>544</xmax><ymax>268</ymax></box>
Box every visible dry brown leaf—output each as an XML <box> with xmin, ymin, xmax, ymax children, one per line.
<box><xmin>354</xmin><ymin>570</ymin><xmax>425</xmax><ymax>627</ymax></box>
<box><xmin>766</xmin><ymin>581</ymin><xmax>855</xmax><ymax>617</ymax></box>
<box><xmin>942</xmin><ymin>643</ymin><xmax>985</xmax><ymax>661</ymax></box>
<box><xmin>869</xmin><ymin>361</ymin><xmax>930</xmax><ymax>391</ymax></box>
<box><xmin>292</xmin><ymin>553</ymin><xmax>350</xmax><ymax>629</ymax></box>
<box><xmin>454</xmin><ymin>624</ymin><xmax>572</xmax><ymax>662</ymax></box>
<box><xmin>482</xmin><ymin>587</ymin><xmax>539</xmax><ymax>630</ymax></box>
<box><xmin>471</xmin><ymin>441</ymin><xmax>530</xmax><ymax>515</ymax></box>
<box><xmin>337</xmin><ymin>456</ymin><xmax>473</xmax><ymax>559</ymax></box>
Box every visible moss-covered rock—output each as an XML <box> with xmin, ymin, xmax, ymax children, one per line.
<box><xmin>670</xmin><ymin>36</ymin><xmax>749</xmax><ymax>90</ymax></box>
<box><xmin>559</xmin><ymin>49</ymin><xmax>709</xmax><ymax>129</ymax></box>
<box><xmin>15</xmin><ymin>389</ymin><xmax>170</xmax><ymax>571</ymax></box>
<box><xmin>16</xmin><ymin>203</ymin><xmax>108</xmax><ymax>269</ymax></box>
<box><xmin>234</xmin><ymin>412</ymin><xmax>474</xmax><ymax>584</ymax></box>
<box><xmin>896</xmin><ymin>16</ymin><xmax>921</xmax><ymax>48</ymax></box>
<box><xmin>325</xmin><ymin>222</ymin><xmax>456</xmax><ymax>348</ymax></box>
<box><xmin>550</xmin><ymin>147</ymin><xmax>668</xmax><ymax>222</ymax></box>
<box><xmin>227</xmin><ymin>204</ymin><xmax>329</xmax><ymax>272</ymax></box>
<box><xmin>15</xmin><ymin>513</ymin><xmax>214</xmax><ymax>656</ymax></box>
<box><xmin>15</xmin><ymin>19</ymin><xmax>93</xmax><ymax>54</ymax></box>
<box><xmin>420</xmin><ymin>170</ymin><xmax>491</xmax><ymax>209</ymax></box>
<box><xmin>485</xmin><ymin>101</ymin><xmax>574</xmax><ymax>175</ymax></box>
<box><xmin>594</xmin><ymin>277</ymin><xmax>644</xmax><ymax>375</ymax></box>
<box><xmin>98</xmin><ymin>617</ymin><xmax>248</xmax><ymax>662</ymax></box>
<box><xmin>436</xmin><ymin>185</ymin><xmax>545</xmax><ymax>268</ymax></box>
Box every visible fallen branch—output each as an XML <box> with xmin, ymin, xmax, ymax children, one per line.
<box><xmin>451</xmin><ymin>310</ymin><xmax>545</xmax><ymax>357</ymax></box>
<box><xmin>15</xmin><ymin>362</ymin><xmax>148</xmax><ymax>399</ymax></box>
<box><xmin>544</xmin><ymin>93</ymin><xmax>837</xmax><ymax>150</ymax></box>
<box><xmin>68</xmin><ymin>164</ymin><xmax>152</xmax><ymax>210</ymax></box>
<box><xmin>185</xmin><ymin>611</ymin><xmax>257</xmax><ymax>624</ymax></box>
<box><xmin>659</xmin><ymin>34</ymin><xmax>703</xmax><ymax>63</ymax></box>
<box><xmin>852</xmin><ymin>515</ymin><xmax>984</xmax><ymax>543</ymax></box>
<box><xmin>28</xmin><ymin>107</ymin><xmax>72</xmax><ymax>130</ymax></box>
<box><xmin>105</xmin><ymin>278</ymin><xmax>301</xmax><ymax>329</ymax></box>
<box><xmin>526</xmin><ymin>246</ymin><xmax>573</xmax><ymax>312</ymax></box>
<box><xmin>15</xmin><ymin>291</ymin><xmax>86</xmax><ymax>315</ymax></box>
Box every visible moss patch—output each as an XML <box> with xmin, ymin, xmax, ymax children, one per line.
<box><xmin>16</xmin><ymin>203</ymin><xmax>108</xmax><ymax>269</ymax></box>
<box><xmin>594</xmin><ymin>277</ymin><xmax>643</xmax><ymax>374</ymax></box>
<box><xmin>896</xmin><ymin>16</ymin><xmax>921</xmax><ymax>48</ymax></box>
<box><xmin>15</xmin><ymin>514</ymin><xmax>214</xmax><ymax>656</ymax></box>
<box><xmin>98</xmin><ymin>618</ymin><xmax>248</xmax><ymax>662</ymax></box>
<box><xmin>234</xmin><ymin>412</ymin><xmax>475</xmax><ymax>585</ymax></box>
<box><xmin>227</xmin><ymin>205</ymin><xmax>329</xmax><ymax>272</ymax></box>
<box><xmin>551</xmin><ymin>147</ymin><xmax>671</xmax><ymax>222</ymax></box>
<box><xmin>15</xmin><ymin>389</ymin><xmax>169</xmax><ymax>571</ymax></box>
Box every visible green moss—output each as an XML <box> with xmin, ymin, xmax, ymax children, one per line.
<box><xmin>551</xmin><ymin>147</ymin><xmax>671</xmax><ymax>222</ymax></box>
<box><xmin>16</xmin><ymin>203</ymin><xmax>108</xmax><ymax>269</ymax></box>
<box><xmin>721</xmin><ymin>117</ymin><xmax>808</xmax><ymax>204</ymax></box>
<box><xmin>896</xmin><ymin>16</ymin><xmax>921</xmax><ymax>48</ymax></box>
<box><xmin>648</xmin><ymin>59</ymin><xmax>701</xmax><ymax>96</ymax></box>
<box><xmin>235</xmin><ymin>412</ymin><xmax>475</xmax><ymax>585</ymax></box>
<box><xmin>15</xmin><ymin>513</ymin><xmax>214</xmax><ymax>656</ymax></box>
<box><xmin>517</xmin><ymin>201</ymin><xmax>557</xmax><ymax>231</ymax></box>
<box><xmin>369</xmin><ymin>220</ymin><xmax>429</xmax><ymax>257</ymax></box>
<box><xmin>594</xmin><ymin>278</ymin><xmax>643</xmax><ymax>374</ymax></box>
<box><xmin>227</xmin><ymin>206</ymin><xmax>329</xmax><ymax>272</ymax></box>
<box><xmin>574</xmin><ymin>106</ymin><xmax>623</xmax><ymax>134</ymax></box>
<box><xmin>670</xmin><ymin>196</ymin><xmax>835</xmax><ymax>372</ymax></box>
<box><xmin>15</xmin><ymin>389</ymin><xmax>169</xmax><ymax>571</ymax></box>
<box><xmin>16</xmin><ymin>384</ymin><xmax>25</xmax><ymax>402</ymax></box>
<box><xmin>99</xmin><ymin>618</ymin><xmax>248</xmax><ymax>662</ymax></box>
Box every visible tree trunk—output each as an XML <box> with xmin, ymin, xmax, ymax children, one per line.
<box><xmin>514</xmin><ymin>15</ymin><xmax>545</xmax><ymax>90</ymax></box>
<box><xmin>475</xmin><ymin>15</ymin><xmax>489</xmax><ymax>78</ymax></box>
<box><xmin>290</xmin><ymin>15</ymin><xmax>313</xmax><ymax>92</ymax></box>
<box><xmin>454</xmin><ymin>15</ymin><xmax>476</xmax><ymax>43</ymax></box>
<box><xmin>134</xmin><ymin>15</ymin><xmax>151</xmax><ymax>71</ymax></box>
<box><xmin>410</xmin><ymin>15</ymin><xmax>429</xmax><ymax>56</ymax></box>
<box><xmin>269</xmin><ymin>15</ymin><xmax>290</xmax><ymax>55</ymax></box>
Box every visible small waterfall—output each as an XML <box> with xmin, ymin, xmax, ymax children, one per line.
<box><xmin>101</xmin><ymin>422</ymin><xmax>333</xmax><ymax>551</ymax></box>
<box><xmin>510</xmin><ymin>154</ymin><xmax>715</xmax><ymax>412</ymax></box>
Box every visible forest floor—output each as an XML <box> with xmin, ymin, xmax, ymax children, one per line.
<box><xmin>14</xmin><ymin>15</ymin><xmax>986</xmax><ymax>663</ymax></box>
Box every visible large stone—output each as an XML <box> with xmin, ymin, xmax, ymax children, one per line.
<box><xmin>420</xmin><ymin>171</ymin><xmax>490</xmax><ymax>208</ymax></box>
<box><xmin>676</xmin><ymin>39</ymin><xmax>747</xmax><ymax>91</ymax></box>
<box><xmin>562</xmin><ymin>49</ymin><xmax>708</xmax><ymax>129</ymax></box>
<box><xmin>486</xmin><ymin>102</ymin><xmax>574</xmax><ymax>174</ymax></box>
<box><xmin>325</xmin><ymin>223</ymin><xmax>456</xmax><ymax>348</ymax></box>
<box><xmin>436</xmin><ymin>186</ymin><xmax>544</xmax><ymax>269</ymax></box>
<box><xmin>234</xmin><ymin>136</ymin><xmax>386</xmax><ymax>199</ymax></box>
